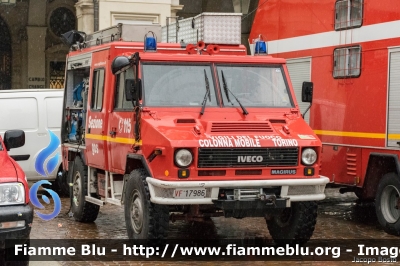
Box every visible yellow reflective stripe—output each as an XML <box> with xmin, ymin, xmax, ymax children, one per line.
<box><xmin>389</xmin><ymin>134</ymin><xmax>400</xmax><ymax>140</ymax></box>
<box><xmin>86</xmin><ymin>133</ymin><xmax>142</xmax><ymax>145</ymax></box>
<box><xmin>314</xmin><ymin>130</ymin><xmax>400</xmax><ymax>140</ymax></box>
<box><xmin>85</xmin><ymin>134</ymin><xmax>105</xmax><ymax>141</ymax></box>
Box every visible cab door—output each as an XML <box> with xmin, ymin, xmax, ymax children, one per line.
<box><xmin>107</xmin><ymin>68</ymin><xmax>136</xmax><ymax>173</ymax></box>
<box><xmin>86</xmin><ymin>54</ymin><xmax>109</xmax><ymax>169</ymax></box>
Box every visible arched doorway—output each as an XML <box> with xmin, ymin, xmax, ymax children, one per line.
<box><xmin>0</xmin><ymin>16</ymin><xmax>12</xmax><ymax>90</ymax></box>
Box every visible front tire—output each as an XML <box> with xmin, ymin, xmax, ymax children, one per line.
<box><xmin>71</xmin><ymin>156</ymin><xmax>100</xmax><ymax>222</ymax></box>
<box><xmin>0</xmin><ymin>240</ymin><xmax>30</xmax><ymax>266</ymax></box>
<box><xmin>375</xmin><ymin>173</ymin><xmax>400</xmax><ymax>236</ymax></box>
<box><xmin>266</xmin><ymin>201</ymin><xmax>318</xmax><ymax>245</ymax></box>
<box><xmin>52</xmin><ymin>169</ymin><xmax>70</xmax><ymax>197</ymax></box>
<box><xmin>124</xmin><ymin>169</ymin><xmax>169</xmax><ymax>240</ymax></box>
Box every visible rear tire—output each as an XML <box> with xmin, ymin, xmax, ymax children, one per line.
<box><xmin>375</xmin><ymin>173</ymin><xmax>400</xmax><ymax>236</ymax></box>
<box><xmin>71</xmin><ymin>156</ymin><xmax>100</xmax><ymax>222</ymax></box>
<box><xmin>124</xmin><ymin>169</ymin><xmax>169</xmax><ymax>240</ymax></box>
<box><xmin>266</xmin><ymin>201</ymin><xmax>318</xmax><ymax>245</ymax></box>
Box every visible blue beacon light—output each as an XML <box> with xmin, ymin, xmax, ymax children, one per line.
<box><xmin>254</xmin><ymin>35</ymin><xmax>267</xmax><ymax>55</ymax></box>
<box><xmin>144</xmin><ymin>31</ymin><xmax>157</xmax><ymax>52</ymax></box>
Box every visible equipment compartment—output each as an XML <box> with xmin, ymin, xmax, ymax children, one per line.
<box><xmin>162</xmin><ymin>13</ymin><xmax>242</xmax><ymax>45</ymax></box>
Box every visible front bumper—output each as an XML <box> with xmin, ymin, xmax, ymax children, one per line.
<box><xmin>146</xmin><ymin>176</ymin><xmax>329</xmax><ymax>205</ymax></box>
<box><xmin>0</xmin><ymin>204</ymin><xmax>33</xmax><ymax>242</ymax></box>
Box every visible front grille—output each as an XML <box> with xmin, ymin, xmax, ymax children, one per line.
<box><xmin>198</xmin><ymin>148</ymin><xmax>299</xmax><ymax>168</ymax></box>
<box><xmin>210</xmin><ymin>122</ymin><xmax>273</xmax><ymax>133</ymax></box>
<box><xmin>287</xmin><ymin>185</ymin><xmax>317</xmax><ymax>196</ymax></box>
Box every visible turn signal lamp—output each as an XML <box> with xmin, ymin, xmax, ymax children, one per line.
<box><xmin>178</xmin><ymin>169</ymin><xmax>190</xmax><ymax>179</ymax></box>
<box><xmin>144</xmin><ymin>31</ymin><xmax>157</xmax><ymax>52</ymax></box>
<box><xmin>253</xmin><ymin>34</ymin><xmax>267</xmax><ymax>55</ymax></box>
<box><xmin>304</xmin><ymin>167</ymin><xmax>315</xmax><ymax>176</ymax></box>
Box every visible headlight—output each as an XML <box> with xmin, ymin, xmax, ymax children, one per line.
<box><xmin>0</xmin><ymin>182</ymin><xmax>25</xmax><ymax>205</ymax></box>
<box><xmin>175</xmin><ymin>149</ymin><xmax>193</xmax><ymax>167</ymax></box>
<box><xmin>301</xmin><ymin>148</ymin><xmax>317</xmax><ymax>165</ymax></box>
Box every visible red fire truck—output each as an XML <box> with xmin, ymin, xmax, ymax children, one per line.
<box><xmin>250</xmin><ymin>0</ymin><xmax>400</xmax><ymax>235</ymax></box>
<box><xmin>61</xmin><ymin>15</ymin><xmax>328</xmax><ymax>243</ymax></box>
<box><xmin>0</xmin><ymin>130</ymin><xmax>32</xmax><ymax>248</ymax></box>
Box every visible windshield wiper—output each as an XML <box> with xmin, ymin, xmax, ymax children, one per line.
<box><xmin>221</xmin><ymin>70</ymin><xmax>249</xmax><ymax>115</ymax></box>
<box><xmin>200</xmin><ymin>69</ymin><xmax>211</xmax><ymax>115</ymax></box>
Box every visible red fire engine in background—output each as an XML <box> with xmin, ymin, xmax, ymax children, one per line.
<box><xmin>60</xmin><ymin>14</ymin><xmax>329</xmax><ymax>243</ymax></box>
<box><xmin>250</xmin><ymin>0</ymin><xmax>400</xmax><ymax>235</ymax></box>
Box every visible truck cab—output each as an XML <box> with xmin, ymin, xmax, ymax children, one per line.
<box><xmin>61</xmin><ymin>17</ymin><xmax>329</xmax><ymax>244</ymax></box>
<box><xmin>0</xmin><ymin>130</ymin><xmax>33</xmax><ymax>247</ymax></box>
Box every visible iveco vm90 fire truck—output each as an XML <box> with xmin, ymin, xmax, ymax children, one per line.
<box><xmin>61</xmin><ymin>16</ymin><xmax>329</xmax><ymax>244</ymax></box>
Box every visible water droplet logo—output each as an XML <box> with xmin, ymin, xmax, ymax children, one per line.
<box><xmin>35</xmin><ymin>130</ymin><xmax>61</xmax><ymax>177</ymax></box>
<box><xmin>32</xmin><ymin>129</ymin><xmax>62</xmax><ymax>220</ymax></box>
<box><xmin>29</xmin><ymin>180</ymin><xmax>61</xmax><ymax>221</ymax></box>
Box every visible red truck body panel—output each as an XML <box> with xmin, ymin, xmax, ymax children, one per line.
<box><xmin>0</xmin><ymin>138</ymin><xmax>29</xmax><ymax>203</ymax></box>
<box><xmin>250</xmin><ymin>0</ymin><xmax>400</xmax><ymax>188</ymax></box>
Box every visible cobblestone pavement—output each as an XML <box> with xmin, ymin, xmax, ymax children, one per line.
<box><xmin>25</xmin><ymin>188</ymin><xmax>399</xmax><ymax>266</ymax></box>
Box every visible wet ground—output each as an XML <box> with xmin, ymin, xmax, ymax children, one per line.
<box><xmin>24</xmin><ymin>188</ymin><xmax>399</xmax><ymax>265</ymax></box>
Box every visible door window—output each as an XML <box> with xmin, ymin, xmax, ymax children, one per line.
<box><xmin>91</xmin><ymin>69</ymin><xmax>105</xmax><ymax>110</ymax></box>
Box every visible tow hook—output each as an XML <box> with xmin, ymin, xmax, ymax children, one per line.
<box><xmin>259</xmin><ymin>194</ymin><xmax>276</xmax><ymax>206</ymax></box>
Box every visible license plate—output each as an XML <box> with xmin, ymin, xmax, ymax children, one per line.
<box><xmin>173</xmin><ymin>188</ymin><xmax>206</xmax><ymax>198</ymax></box>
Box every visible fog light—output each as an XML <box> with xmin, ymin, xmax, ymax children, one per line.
<box><xmin>178</xmin><ymin>169</ymin><xmax>190</xmax><ymax>179</ymax></box>
<box><xmin>0</xmin><ymin>220</ymin><xmax>25</xmax><ymax>229</ymax></box>
<box><xmin>304</xmin><ymin>167</ymin><xmax>314</xmax><ymax>176</ymax></box>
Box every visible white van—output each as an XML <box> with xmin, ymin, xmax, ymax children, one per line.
<box><xmin>0</xmin><ymin>89</ymin><xmax>66</xmax><ymax>192</ymax></box>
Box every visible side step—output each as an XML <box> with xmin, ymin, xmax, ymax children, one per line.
<box><xmin>339</xmin><ymin>187</ymin><xmax>356</xmax><ymax>194</ymax></box>
<box><xmin>85</xmin><ymin>196</ymin><xmax>105</xmax><ymax>206</ymax></box>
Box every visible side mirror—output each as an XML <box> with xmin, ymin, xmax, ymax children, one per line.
<box><xmin>111</xmin><ymin>56</ymin><xmax>131</xmax><ymax>75</ymax></box>
<box><xmin>125</xmin><ymin>79</ymin><xmax>135</xmax><ymax>101</ymax></box>
<box><xmin>124</xmin><ymin>79</ymin><xmax>142</xmax><ymax>103</ymax></box>
<box><xmin>301</xmin><ymin>81</ymin><xmax>313</xmax><ymax>103</ymax></box>
<box><xmin>3</xmin><ymin>130</ymin><xmax>25</xmax><ymax>151</ymax></box>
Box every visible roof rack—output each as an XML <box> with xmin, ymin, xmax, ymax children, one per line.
<box><xmin>63</xmin><ymin>23</ymin><xmax>162</xmax><ymax>50</ymax></box>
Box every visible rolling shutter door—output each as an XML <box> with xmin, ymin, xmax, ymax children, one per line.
<box><xmin>387</xmin><ymin>50</ymin><xmax>400</xmax><ymax>147</ymax></box>
<box><xmin>286</xmin><ymin>58</ymin><xmax>311</xmax><ymax>124</ymax></box>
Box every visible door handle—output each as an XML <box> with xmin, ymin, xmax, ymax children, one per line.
<box><xmin>109</xmin><ymin>127</ymin><xmax>117</xmax><ymax>137</ymax></box>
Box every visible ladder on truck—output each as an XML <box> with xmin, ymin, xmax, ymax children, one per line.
<box><xmin>79</xmin><ymin>23</ymin><xmax>162</xmax><ymax>48</ymax></box>
<box><xmin>165</xmin><ymin>16</ymin><xmax>181</xmax><ymax>43</ymax></box>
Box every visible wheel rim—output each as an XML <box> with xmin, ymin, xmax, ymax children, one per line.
<box><xmin>73</xmin><ymin>172</ymin><xmax>81</xmax><ymax>207</ymax></box>
<box><xmin>275</xmin><ymin>208</ymin><xmax>292</xmax><ymax>227</ymax></box>
<box><xmin>130</xmin><ymin>190</ymin><xmax>143</xmax><ymax>234</ymax></box>
<box><xmin>380</xmin><ymin>185</ymin><xmax>400</xmax><ymax>223</ymax></box>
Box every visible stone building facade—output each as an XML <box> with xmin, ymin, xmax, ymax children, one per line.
<box><xmin>0</xmin><ymin>0</ymin><xmax>77</xmax><ymax>90</ymax></box>
<box><xmin>0</xmin><ymin>0</ymin><xmax>257</xmax><ymax>90</ymax></box>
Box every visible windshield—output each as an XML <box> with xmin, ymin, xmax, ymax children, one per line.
<box><xmin>142</xmin><ymin>63</ymin><xmax>218</xmax><ymax>107</ymax></box>
<box><xmin>217</xmin><ymin>65</ymin><xmax>293</xmax><ymax>107</ymax></box>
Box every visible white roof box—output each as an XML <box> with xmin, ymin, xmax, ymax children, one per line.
<box><xmin>162</xmin><ymin>13</ymin><xmax>242</xmax><ymax>45</ymax></box>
